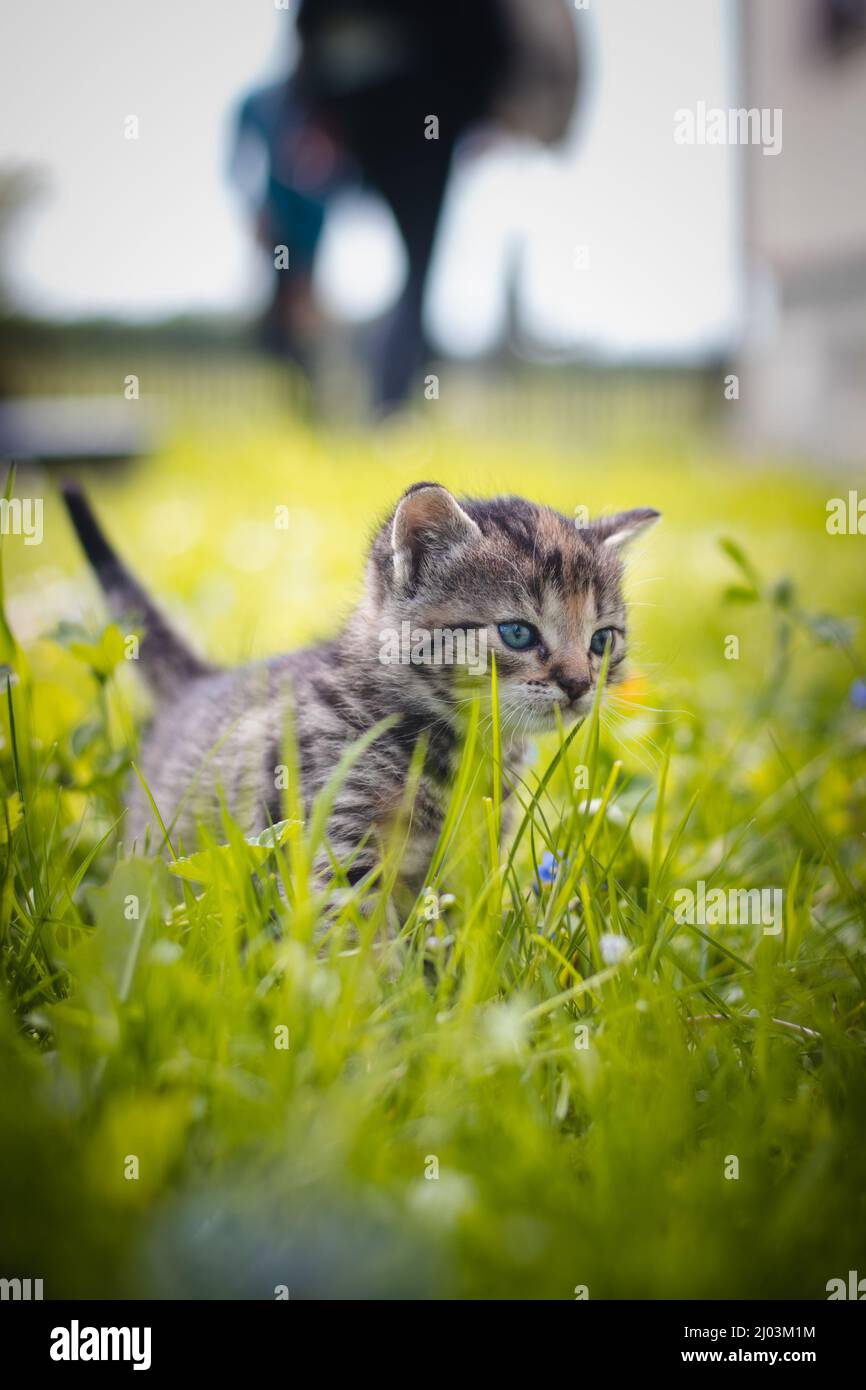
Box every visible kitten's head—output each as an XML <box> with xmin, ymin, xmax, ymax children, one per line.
<box><xmin>367</xmin><ymin>483</ymin><xmax>659</xmax><ymax>732</ymax></box>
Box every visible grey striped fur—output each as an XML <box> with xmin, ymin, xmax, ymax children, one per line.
<box><xmin>62</xmin><ymin>481</ymin><xmax>659</xmax><ymax>889</ymax></box>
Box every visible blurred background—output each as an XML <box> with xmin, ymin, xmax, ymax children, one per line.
<box><xmin>1</xmin><ymin>0</ymin><xmax>862</xmax><ymax>460</ymax></box>
<box><xmin>0</xmin><ymin>0</ymin><xmax>864</xmax><ymax>672</ymax></box>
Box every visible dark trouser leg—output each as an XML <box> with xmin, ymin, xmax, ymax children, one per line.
<box><xmin>367</xmin><ymin>137</ymin><xmax>455</xmax><ymax>412</ymax></box>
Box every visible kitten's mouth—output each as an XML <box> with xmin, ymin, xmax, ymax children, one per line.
<box><xmin>506</xmin><ymin>697</ymin><xmax>588</xmax><ymax>733</ymax></box>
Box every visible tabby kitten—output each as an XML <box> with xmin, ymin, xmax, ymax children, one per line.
<box><xmin>62</xmin><ymin>482</ymin><xmax>658</xmax><ymax>889</ymax></box>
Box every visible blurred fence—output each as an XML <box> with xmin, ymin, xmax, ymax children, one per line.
<box><xmin>3</xmin><ymin>340</ymin><xmax>729</xmax><ymax>448</ymax></box>
<box><xmin>4</xmin><ymin>350</ymin><xmax>311</xmax><ymax>419</ymax></box>
<box><xmin>435</xmin><ymin>362</ymin><xmax>730</xmax><ymax>449</ymax></box>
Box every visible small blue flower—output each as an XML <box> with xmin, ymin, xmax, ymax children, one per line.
<box><xmin>537</xmin><ymin>850</ymin><xmax>560</xmax><ymax>885</ymax></box>
<box><xmin>850</xmin><ymin>678</ymin><xmax>866</xmax><ymax>710</ymax></box>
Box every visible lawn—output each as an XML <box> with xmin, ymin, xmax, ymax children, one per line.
<box><xmin>1</xmin><ymin>410</ymin><xmax>865</xmax><ymax>1299</ymax></box>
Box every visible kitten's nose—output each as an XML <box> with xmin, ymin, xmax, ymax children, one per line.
<box><xmin>550</xmin><ymin>665</ymin><xmax>591</xmax><ymax>705</ymax></box>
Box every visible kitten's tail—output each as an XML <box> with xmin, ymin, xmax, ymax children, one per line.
<box><xmin>61</xmin><ymin>482</ymin><xmax>214</xmax><ymax>698</ymax></box>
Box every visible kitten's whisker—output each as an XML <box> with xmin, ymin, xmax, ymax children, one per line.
<box><xmin>607</xmin><ymin>695</ymin><xmax>693</xmax><ymax>717</ymax></box>
<box><xmin>609</xmin><ymin>719</ymin><xmax>668</xmax><ymax>768</ymax></box>
<box><xmin>605</xmin><ymin>705</ymin><xmax>682</xmax><ymax>727</ymax></box>
<box><xmin>600</xmin><ymin>711</ymin><xmax>660</xmax><ymax>778</ymax></box>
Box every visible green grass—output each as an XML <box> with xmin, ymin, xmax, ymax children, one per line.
<box><xmin>1</xmin><ymin>415</ymin><xmax>865</xmax><ymax>1299</ymax></box>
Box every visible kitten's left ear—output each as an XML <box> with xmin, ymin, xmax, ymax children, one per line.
<box><xmin>391</xmin><ymin>483</ymin><xmax>481</xmax><ymax>588</ymax></box>
<box><xmin>586</xmin><ymin>508</ymin><xmax>661</xmax><ymax>552</ymax></box>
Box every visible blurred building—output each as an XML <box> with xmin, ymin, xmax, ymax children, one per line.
<box><xmin>739</xmin><ymin>0</ymin><xmax>866</xmax><ymax>462</ymax></box>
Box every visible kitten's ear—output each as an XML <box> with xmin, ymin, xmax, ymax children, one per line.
<box><xmin>586</xmin><ymin>508</ymin><xmax>661</xmax><ymax>552</ymax></box>
<box><xmin>391</xmin><ymin>484</ymin><xmax>481</xmax><ymax>588</ymax></box>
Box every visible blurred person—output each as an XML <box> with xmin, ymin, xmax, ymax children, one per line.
<box><xmin>236</xmin><ymin>0</ymin><xmax>580</xmax><ymax>411</ymax></box>
<box><xmin>231</xmin><ymin>79</ymin><xmax>351</xmax><ymax>372</ymax></box>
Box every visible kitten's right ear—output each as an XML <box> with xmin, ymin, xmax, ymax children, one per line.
<box><xmin>391</xmin><ymin>483</ymin><xmax>481</xmax><ymax>589</ymax></box>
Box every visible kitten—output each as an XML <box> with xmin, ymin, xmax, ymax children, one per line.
<box><xmin>62</xmin><ymin>482</ymin><xmax>658</xmax><ymax>889</ymax></box>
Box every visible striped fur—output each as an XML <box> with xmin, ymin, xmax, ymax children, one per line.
<box><xmin>63</xmin><ymin>482</ymin><xmax>658</xmax><ymax>889</ymax></box>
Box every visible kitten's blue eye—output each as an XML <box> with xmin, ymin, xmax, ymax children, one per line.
<box><xmin>590</xmin><ymin>627</ymin><xmax>616</xmax><ymax>657</ymax></box>
<box><xmin>498</xmin><ymin>621</ymin><xmax>537</xmax><ymax>651</ymax></box>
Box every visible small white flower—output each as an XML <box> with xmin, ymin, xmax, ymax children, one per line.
<box><xmin>409</xmin><ymin>1172</ymin><xmax>476</xmax><ymax>1224</ymax></box>
<box><xmin>426</xmin><ymin>933</ymin><xmax>455</xmax><ymax>950</ymax></box>
<box><xmin>579</xmin><ymin>797</ymin><xmax>627</xmax><ymax>827</ymax></box>
<box><xmin>149</xmin><ymin>939</ymin><xmax>182</xmax><ymax>965</ymax></box>
<box><xmin>599</xmin><ymin>932</ymin><xmax>630</xmax><ymax>965</ymax></box>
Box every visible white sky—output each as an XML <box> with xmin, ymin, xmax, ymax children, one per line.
<box><xmin>0</xmin><ymin>0</ymin><xmax>741</xmax><ymax>359</ymax></box>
